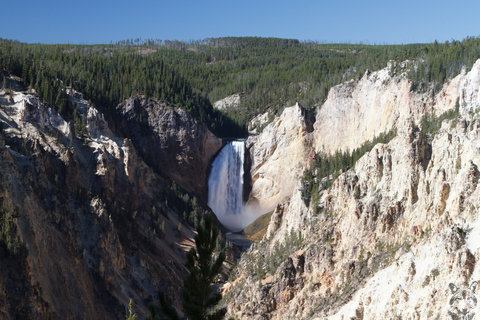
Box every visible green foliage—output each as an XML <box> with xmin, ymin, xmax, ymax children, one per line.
<box><xmin>265</xmin><ymin>230</ymin><xmax>303</xmax><ymax>275</ymax></box>
<box><xmin>152</xmin><ymin>214</ymin><xmax>226</xmax><ymax>320</ymax></box>
<box><xmin>302</xmin><ymin>128</ymin><xmax>397</xmax><ymax>206</ymax></box>
<box><xmin>3</xmin><ymin>36</ymin><xmax>480</xmax><ymax>139</ymax></box>
<box><xmin>73</xmin><ymin>107</ymin><xmax>86</xmax><ymax>137</ymax></box>
<box><xmin>159</xmin><ymin>220</ymin><xmax>165</xmax><ymax>234</ymax></box>
<box><xmin>189</xmin><ymin>196</ymin><xmax>202</xmax><ymax>226</ymax></box>
<box><xmin>166</xmin><ymin>181</ymin><xmax>205</xmax><ymax>226</ymax></box>
<box><xmin>408</xmin><ymin>38</ymin><xmax>480</xmax><ymax>94</ymax></box>
<box><xmin>139</xmin><ymin>38</ymin><xmax>427</xmax><ymax>121</ymax></box>
<box><xmin>126</xmin><ymin>299</ymin><xmax>138</xmax><ymax>320</ymax></box>
<box><xmin>0</xmin><ymin>199</ymin><xmax>22</xmax><ymax>256</ymax></box>
<box><xmin>420</xmin><ymin>99</ymin><xmax>460</xmax><ymax>139</ymax></box>
<box><xmin>0</xmin><ymin>38</ymin><xmax>246</xmax><ymax>137</ymax></box>
<box><xmin>106</xmin><ymin>36</ymin><xmax>480</xmax><ymax>127</ymax></box>
<box><xmin>156</xmin><ymin>294</ymin><xmax>181</xmax><ymax>320</ymax></box>
<box><xmin>181</xmin><ymin>214</ymin><xmax>227</xmax><ymax>320</ymax></box>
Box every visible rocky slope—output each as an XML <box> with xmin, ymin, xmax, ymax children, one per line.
<box><xmin>213</xmin><ymin>94</ymin><xmax>241</xmax><ymax>111</ymax></box>
<box><xmin>224</xmin><ymin>60</ymin><xmax>480</xmax><ymax>319</ymax></box>
<box><xmin>0</xmin><ymin>83</ymin><xmax>223</xmax><ymax>319</ymax></box>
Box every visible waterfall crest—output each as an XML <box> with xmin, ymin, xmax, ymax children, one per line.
<box><xmin>208</xmin><ymin>141</ymin><xmax>248</xmax><ymax>231</ymax></box>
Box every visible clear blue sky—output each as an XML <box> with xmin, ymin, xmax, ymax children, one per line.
<box><xmin>3</xmin><ymin>0</ymin><xmax>480</xmax><ymax>45</ymax></box>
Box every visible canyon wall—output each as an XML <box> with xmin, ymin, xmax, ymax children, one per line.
<box><xmin>313</xmin><ymin>60</ymin><xmax>480</xmax><ymax>154</ymax></box>
<box><xmin>0</xmin><ymin>88</ymin><xmax>220</xmax><ymax>319</ymax></box>
<box><xmin>247</xmin><ymin>60</ymin><xmax>480</xmax><ymax>220</ymax></box>
<box><xmin>225</xmin><ymin>59</ymin><xmax>480</xmax><ymax>319</ymax></box>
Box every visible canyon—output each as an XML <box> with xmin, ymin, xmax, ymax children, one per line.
<box><xmin>2</xmin><ymin>58</ymin><xmax>480</xmax><ymax>319</ymax></box>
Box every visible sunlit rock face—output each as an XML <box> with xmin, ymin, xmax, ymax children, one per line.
<box><xmin>247</xmin><ymin>103</ymin><xmax>312</xmax><ymax>214</ymax></box>
<box><xmin>312</xmin><ymin>60</ymin><xmax>480</xmax><ymax>155</ymax></box>
<box><xmin>223</xmin><ymin>59</ymin><xmax>480</xmax><ymax>320</ymax></box>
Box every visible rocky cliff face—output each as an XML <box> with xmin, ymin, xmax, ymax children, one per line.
<box><xmin>0</xmin><ymin>88</ymin><xmax>220</xmax><ymax>319</ymax></box>
<box><xmin>313</xmin><ymin>62</ymin><xmax>420</xmax><ymax>154</ymax></box>
<box><xmin>246</xmin><ymin>60</ymin><xmax>480</xmax><ymax>222</ymax></box>
<box><xmin>117</xmin><ymin>97</ymin><xmax>224</xmax><ymax>201</ymax></box>
<box><xmin>247</xmin><ymin>103</ymin><xmax>312</xmax><ymax>213</ymax></box>
<box><xmin>224</xmin><ymin>60</ymin><xmax>480</xmax><ymax>319</ymax></box>
<box><xmin>312</xmin><ymin>60</ymin><xmax>480</xmax><ymax>154</ymax></box>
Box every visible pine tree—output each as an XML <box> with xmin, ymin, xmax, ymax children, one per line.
<box><xmin>148</xmin><ymin>213</ymin><xmax>227</xmax><ymax>320</ymax></box>
<box><xmin>180</xmin><ymin>213</ymin><xmax>227</xmax><ymax>320</ymax></box>
<box><xmin>126</xmin><ymin>299</ymin><xmax>138</xmax><ymax>320</ymax></box>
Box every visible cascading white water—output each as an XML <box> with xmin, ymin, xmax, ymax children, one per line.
<box><xmin>208</xmin><ymin>141</ymin><xmax>248</xmax><ymax>231</ymax></box>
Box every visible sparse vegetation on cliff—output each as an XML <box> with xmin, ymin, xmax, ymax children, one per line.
<box><xmin>0</xmin><ymin>198</ymin><xmax>23</xmax><ymax>256</ymax></box>
<box><xmin>301</xmin><ymin>128</ymin><xmax>397</xmax><ymax>206</ymax></box>
<box><xmin>420</xmin><ymin>97</ymin><xmax>461</xmax><ymax>140</ymax></box>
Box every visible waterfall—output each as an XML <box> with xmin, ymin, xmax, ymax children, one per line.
<box><xmin>208</xmin><ymin>141</ymin><xmax>247</xmax><ymax>231</ymax></box>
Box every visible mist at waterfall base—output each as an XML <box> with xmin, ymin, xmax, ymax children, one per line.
<box><xmin>208</xmin><ymin>141</ymin><xmax>260</xmax><ymax>232</ymax></box>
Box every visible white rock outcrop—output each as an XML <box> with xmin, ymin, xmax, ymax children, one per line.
<box><xmin>248</xmin><ymin>103</ymin><xmax>312</xmax><ymax>213</ymax></box>
<box><xmin>248</xmin><ymin>59</ymin><xmax>480</xmax><ymax>222</ymax></box>
<box><xmin>213</xmin><ymin>93</ymin><xmax>240</xmax><ymax>110</ymax></box>
<box><xmin>86</xmin><ymin>106</ymin><xmax>112</xmax><ymax>139</ymax></box>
